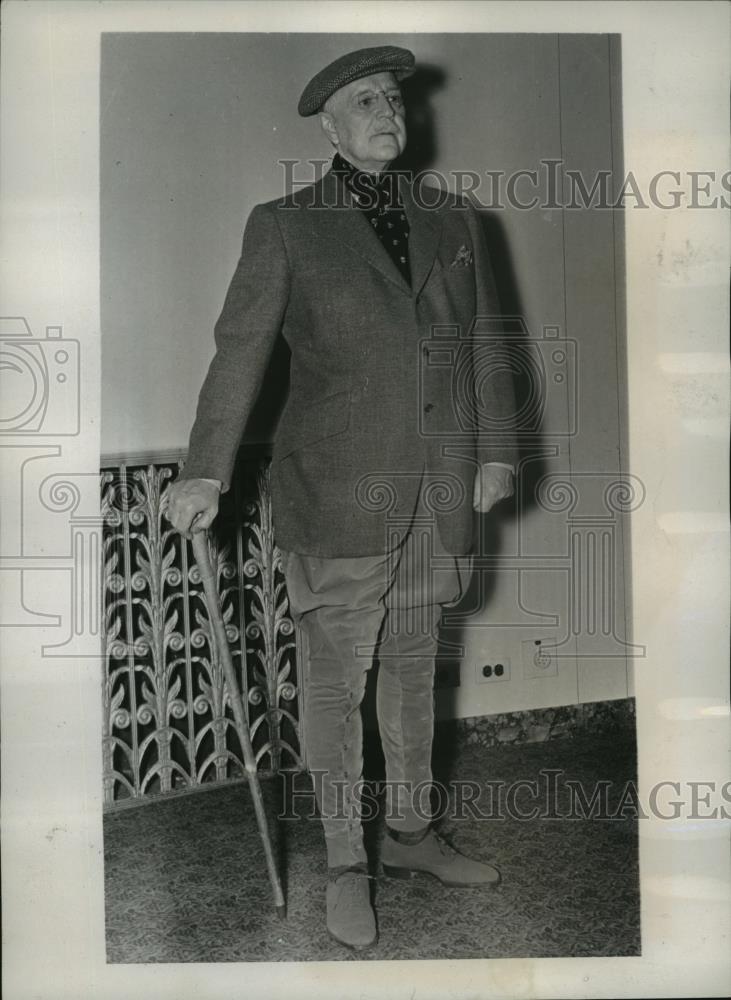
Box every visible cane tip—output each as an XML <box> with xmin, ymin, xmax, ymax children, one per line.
<box><xmin>276</xmin><ymin>904</ymin><xmax>287</xmax><ymax>921</ymax></box>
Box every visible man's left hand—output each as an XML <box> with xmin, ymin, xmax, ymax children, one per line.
<box><xmin>472</xmin><ymin>464</ymin><xmax>514</xmax><ymax>513</ymax></box>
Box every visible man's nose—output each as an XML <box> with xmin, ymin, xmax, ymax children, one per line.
<box><xmin>375</xmin><ymin>94</ymin><xmax>396</xmax><ymax>118</ymax></box>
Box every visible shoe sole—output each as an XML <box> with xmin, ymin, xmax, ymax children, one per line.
<box><xmin>382</xmin><ymin>863</ymin><xmax>501</xmax><ymax>888</ymax></box>
<box><xmin>327</xmin><ymin>927</ymin><xmax>378</xmax><ymax>952</ymax></box>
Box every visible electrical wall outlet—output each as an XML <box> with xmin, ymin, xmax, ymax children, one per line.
<box><xmin>522</xmin><ymin>638</ymin><xmax>558</xmax><ymax>679</ymax></box>
<box><xmin>476</xmin><ymin>657</ymin><xmax>511</xmax><ymax>683</ymax></box>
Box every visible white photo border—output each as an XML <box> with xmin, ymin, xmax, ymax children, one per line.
<box><xmin>1</xmin><ymin>2</ymin><xmax>729</xmax><ymax>998</ymax></box>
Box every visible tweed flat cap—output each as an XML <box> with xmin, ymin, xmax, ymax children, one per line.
<box><xmin>298</xmin><ymin>45</ymin><xmax>415</xmax><ymax>117</ymax></box>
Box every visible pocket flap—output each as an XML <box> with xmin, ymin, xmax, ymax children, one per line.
<box><xmin>277</xmin><ymin>390</ymin><xmax>351</xmax><ymax>459</ymax></box>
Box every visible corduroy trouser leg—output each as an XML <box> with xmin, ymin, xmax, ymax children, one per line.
<box><xmin>281</xmin><ymin>524</ymin><xmax>470</xmax><ymax>870</ymax></box>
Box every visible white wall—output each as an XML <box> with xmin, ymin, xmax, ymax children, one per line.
<box><xmin>101</xmin><ymin>32</ymin><xmax>631</xmax><ymax>715</ymax></box>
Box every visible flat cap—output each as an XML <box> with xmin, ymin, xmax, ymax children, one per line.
<box><xmin>298</xmin><ymin>45</ymin><xmax>415</xmax><ymax>117</ymax></box>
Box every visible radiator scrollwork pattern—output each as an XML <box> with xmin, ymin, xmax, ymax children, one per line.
<box><xmin>101</xmin><ymin>456</ymin><xmax>304</xmax><ymax>808</ymax></box>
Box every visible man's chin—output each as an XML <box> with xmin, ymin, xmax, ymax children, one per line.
<box><xmin>371</xmin><ymin>137</ymin><xmax>403</xmax><ymax>158</ymax></box>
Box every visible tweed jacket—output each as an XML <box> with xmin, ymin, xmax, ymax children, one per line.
<box><xmin>182</xmin><ymin>167</ymin><xmax>518</xmax><ymax>557</ymax></box>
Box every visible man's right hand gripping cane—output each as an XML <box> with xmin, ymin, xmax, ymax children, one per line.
<box><xmin>164</xmin><ymin>478</ymin><xmax>221</xmax><ymax>539</ymax></box>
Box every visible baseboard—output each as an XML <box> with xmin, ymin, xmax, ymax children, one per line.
<box><xmin>447</xmin><ymin>696</ymin><xmax>636</xmax><ymax>749</ymax></box>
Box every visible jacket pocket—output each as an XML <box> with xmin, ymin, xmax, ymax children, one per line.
<box><xmin>276</xmin><ymin>389</ymin><xmax>351</xmax><ymax>460</ymax></box>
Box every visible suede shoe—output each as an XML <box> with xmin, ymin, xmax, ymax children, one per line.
<box><xmin>326</xmin><ymin>868</ymin><xmax>378</xmax><ymax>951</ymax></box>
<box><xmin>381</xmin><ymin>828</ymin><xmax>501</xmax><ymax>887</ymax></box>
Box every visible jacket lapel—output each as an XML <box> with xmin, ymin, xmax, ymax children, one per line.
<box><xmin>399</xmin><ymin>174</ymin><xmax>443</xmax><ymax>299</ymax></box>
<box><xmin>305</xmin><ymin>169</ymin><xmax>443</xmax><ymax>298</ymax></box>
<box><xmin>308</xmin><ymin>169</ymin><xmax>411</xmax><ymax>295</ymax></box>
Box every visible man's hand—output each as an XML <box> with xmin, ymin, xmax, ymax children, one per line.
<box><xmin>472</xmin><ymin>464</ymin><xmax>514</xmax><ymax>514</ymax></box>
<box><xmin>164</xmin><ymin>478</ymin><xmax>220</xmax><ymax>539</ymax></box>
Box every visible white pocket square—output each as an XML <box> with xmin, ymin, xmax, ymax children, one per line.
<box><xmin>450</xmin><ymin>244</ymin><xmax>473</xmax><ymax>268</ymax></box>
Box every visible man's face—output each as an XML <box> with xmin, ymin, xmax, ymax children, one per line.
<box><xmin>320</xmin><ymin>71</ymin><xmax>407</xmax><ymax>173</ymax></box>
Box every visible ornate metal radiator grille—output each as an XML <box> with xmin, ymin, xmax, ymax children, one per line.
<box><xmin>101</xmin><ymin>454</ymin><xmax>304</xmax><ymax>809</ymax></box>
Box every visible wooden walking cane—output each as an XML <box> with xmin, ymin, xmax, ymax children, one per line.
<box><xmin>192</xmin><ymin>529</ymin><xmax>286</xmax><ymax>920</ymax></box>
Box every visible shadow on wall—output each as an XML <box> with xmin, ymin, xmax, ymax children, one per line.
<box><xmin>397</xmin><ymin>64</ymin><xmax>446</xmax><ymax>175</ymax></box>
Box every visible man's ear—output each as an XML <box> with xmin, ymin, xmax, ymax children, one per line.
<box><xmin>319</xmin><ymin>111</ymin><xmax>338</xmax><ymax>147</ymax></box>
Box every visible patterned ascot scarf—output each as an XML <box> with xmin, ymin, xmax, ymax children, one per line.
<box><xmin>331</xmin><ymin>151</ymin><xmax>412</xmax><ymax>286</ymax></box>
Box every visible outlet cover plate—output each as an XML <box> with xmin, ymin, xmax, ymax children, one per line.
<box><xmin>522</xmin><ymin>638</ymin><xmax>558</xmax><ymax>679</ymax></box>
<box><xmin>476</xmin><ymin>657</ymin><xmax>511</xmax><ymax>683</ymax></box>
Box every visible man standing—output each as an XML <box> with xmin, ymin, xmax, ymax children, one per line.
<box><xmin>166</xmin><ymin>45</ymin><xmax>518</xmax><ymax>951</ymax></box>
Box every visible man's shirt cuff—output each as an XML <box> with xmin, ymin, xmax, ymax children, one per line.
<box><xmin>200</xmin><ymin>478</ymin><xmax>224</xmax><ymax>492</ymax></box>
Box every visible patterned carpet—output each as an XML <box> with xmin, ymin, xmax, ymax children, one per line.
<box><xmin>104</xmin><ymin>727</ymin><xmax>640</xmax><ymax>962</ymax></box>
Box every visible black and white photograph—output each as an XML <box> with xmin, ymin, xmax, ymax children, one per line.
<box><xmin>100</xmin><ymin>28</ymin><xmax>639</xmax><ymax>963</ymax></box>
<box><xmin>1</xmin><ymin>2</ymin><xmax>729</xmax><ymax>999</ymax></box>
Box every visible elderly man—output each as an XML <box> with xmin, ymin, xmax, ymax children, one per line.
<box><xmin>166</xmin><ymin>45</ymin><xmax>518</xmax><ymax>951</ymax></box>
